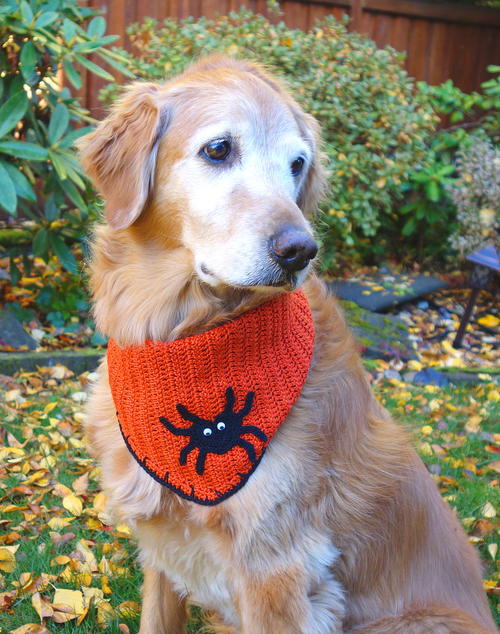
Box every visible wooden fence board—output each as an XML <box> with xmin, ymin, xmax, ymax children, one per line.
<box><xmin>427</xmin><ymin>21</ymin><xmax>447</xmax><ymax>86</ymax></box>
<box><xmin>391</xmin><ymin>15</ymin><xmax>411</xmax><ymax>54</ymax></box>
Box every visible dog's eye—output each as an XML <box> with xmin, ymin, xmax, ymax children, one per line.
<box><xmin>202</xmin><ymin>139</ymin><xmax>231</xmax><ymax>162</ymax></box>
<box><xmin>291</xmin><ymin>157</ymin><xmax>305</xmax><ymax>177</ymax></box>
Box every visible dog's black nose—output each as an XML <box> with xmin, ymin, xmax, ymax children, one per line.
<box><xmin>270</xmin><ymin>227</ymin><xmax>318</xmax><ymax>273</ymax></box>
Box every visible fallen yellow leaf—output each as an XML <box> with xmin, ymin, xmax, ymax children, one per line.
<box><xmin>10</xmin><ymin>625</ymin><xmax>52</xmax><ymax>634</ymax></box>
<box><xmin>477</xmin><ymin>314</ymin><xmax>499</xmax><ymax>329</ymax></box>
<box><xmin>32</xmin><ymin>591</ymin><xmax>54</xmax><ymax>621</ymax></box>
<box><xmin>102</xmin><ymin>574</ymin><xmax>112</xmax><ymax>594</ymax></box>
<box><xmin>72</xmin><ymin>472</ymin><xmax>89</xmax><ymax>495</ymax></box>
<box><xmin>76</xmin><ymin>539</ymin><xmax>98</xmax><ymax>573</ymax></box>
<box><xmin>47</xmin><ymin>517</ymin><xmax>74</xmax><ymax>530</ymax></box>
<box><xmin>0</xmin><ymin>546</ymin><xmax>16</xmax><ymax>572</ymax></box>
<box><xmin>82</xmin><ymin>586</ymin><xmax>104</xmax><ymax>606</ymax></box>
<box><xmin>93</xmin><ymin>491</ymin><xmax>107</xmax><ymax>513</ymax></box>
<box><xmin>465</xmin><ymin>415</ymin><xmax>482</xmax><ymax>434</ymax></box>
<box><xmin>117</xmin><ymin>601</ymin><xmax>141</xmax><ymax>618</ymax></box>
<box><xmin>114</xmin><ymin>523</ymin><xmax>131</xmax><ymax>536</ymax></box>
<box><xmin>487</xmin><ymin>389</ymin><xmax>499</xmax><ymax>402</ymax></box>
<box><xmin>483</xmin><ymin>579</ymin><xmax>497</xmax><ymax>590</ymax></box>
<box><xmin>428</xmin><ymin>399</ymin><xmax>441</xmax><ymax>412</ymax></box>
<box><xmin>50</xmin><ymin>555</ymin><xmax>70</xmax><ymax>566</ymax></box>
<box><xmin>62</xmin><ymin>494</ymin><xmax>83</xmax><ymax>517</ymax></box>
<box><xmin>482</xmin><ymin>502</ymin><xmax>496</xmax><ymax>518</ymax></box>
<box><xmin>49</xmin><ymin>364</ymin><xmax>73</xmax><ymax>380</ymax></box>
<box><xmin>53</xmin><ymin>588</ymin><xmax>85</xmax><ymax>620</ymax></box>
<box><xmin>97</xmin><ymin>599</ymin><xmax>115</xmax><ymax>626</ymax></box>
<box><xmin>43</xmin><ymin>401</ymin><xmax>58</xmax><ymax>416</ymax></box>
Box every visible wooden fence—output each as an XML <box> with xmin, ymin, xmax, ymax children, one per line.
<box><xmin>82</xmin><ymin>0</ymin><xmax>500</xmax><ymax>117</ymax></box>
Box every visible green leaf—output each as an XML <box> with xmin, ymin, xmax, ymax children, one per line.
<box><xmin>400</xmin><ymin>201</ymin><xmax>417</xmax><ymax>215</ymax></box>
<box><xmin>48</xmin><ymin>149</ymin><xmax>67</xmax><ymax>179</ymax></box>
<box><xmin>0</xmin><ymin>141</ymin><xmax>48</xmax><ymax>161</ymax></box>
<box><xmin>59</xmin><ymin>159</ymin><xmax>85</xmax><ymax>189</ymax></box>
<box><xmin>450</xmin><ymin>111</ymin><xmax>464</xmax><ymax>124</ymax></box>
<box><xmin>73</xmin><ymin>40</ymin><xmax>108</xmax><ymax>54</ymax></box>
<box><xmin>2</xmin><ymin>162</ymin><xmax>36</xmax><ymax>202</ymax></box>
<box><xmin>20</xmin><ymin>0</ymin><xmax>34</xmax><ymax>25</ymax></box>
<box><xmin>425</xmin><ymin>181</ymin><xmax>440</xmax><ymax>203</ymax></box>
<box><xmin>48</xmin><ymin>102</ymin><xmax>70</xmax><ymax>145</ymax></box>
<box><xmin>59</xmin><ymin>125</ymin><xmax>93</xmax><ymax>149</ymax></box>
<box><xmin>96</xmin><ymin>49</ymin><xmax>135</xmax><ymax>78</ymax></box>
<box><xmin>44</xmin><ymin>193</ymin><xmax>59</xmax><ymax>221</ymax></box>
<box><xmin>63</xmin><ymin>58</ymin><xmax>82</xmax><ymax>90</ymax></box>
<box><xmin>0</xmin><ymin>90</ymin><xmax>29</xmax><ymax>138</ymax></box>
<box><xmin>20</xmin><ymin>41</ymin><xmax>37</xmax><ymax>82</ymax></box>
<box><xmin>10</xmin><ymin>258</ymin><xmax>21</xmax><ymax>285</ymax></box>
<box><xmin>62</xmin><ymin>17</ymin><xmax>77</xmax><ymax>43</ymax></box>
<box><xmin>87</xmin><ymin>16</ymin><xmax>106</xmax><ymax>38</ymax></box>
<box><xmin>32</xmin><ymin>227</ymin><xmax>49</xmax><ymax>258</ymax></box>
<box><xmin>35</xmin><ymin>11</ymin><xmax>58</xmax><ymax>28</ymax></box>
<box><xmin>75</xmin><ymin>54</ymin><xmax>114</xmax><ymax>81</ymax></box>
<box><xmin>0</xmin><ymin>161</ymin><xmax>17</xmax><ymax>214</ymax></box>
<box><xmin>401</xmin><ymin>216</ymin><xmax>416</xmax><ymax>236</ymax></box>
<box><xmin>59</xmin><ymin>177</ymin><xmax>86</xmax><ymax>211</ymax></box>
<box><xmin>49</xmin><ymin>232</ymin><xmax>77</xmax><ymax>273</ymax></box>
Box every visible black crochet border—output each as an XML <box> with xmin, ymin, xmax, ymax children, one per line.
<box><xmin>117</xmin><ymin>418</ymin><xmax>265</xmax><ymax>506</ymax></box>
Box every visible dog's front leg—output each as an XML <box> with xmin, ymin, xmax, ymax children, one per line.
<box><xmin>238</xmin><ymin>569</ymin><xmax>344</xmax><ymax>634</ymax></box>
<box><xmin>139</xmin><ymin>567</ymin><xmax>186</xmax><ymax>634</ymax></box>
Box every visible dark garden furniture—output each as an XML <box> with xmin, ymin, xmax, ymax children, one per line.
<box><xmin>453</xmin><ymin>244</ymin><xmax>499</xmax><ymax>348</ymax></box>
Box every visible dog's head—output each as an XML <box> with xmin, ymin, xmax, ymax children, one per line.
<box><xmin>80</xmin><ymin>57</ymin><xmax>326</xmax><ymax>290</ymax></box>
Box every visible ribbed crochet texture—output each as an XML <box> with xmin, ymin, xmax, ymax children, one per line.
<box><xmin>107</xmin><ymin>289</ymin><xmax>315</xmax><ymax>505</ymax></box>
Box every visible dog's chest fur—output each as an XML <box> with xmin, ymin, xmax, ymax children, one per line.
<box><xmin>136</xmin><ymin>515</ymin><xmax>241</xmax><ymax>627</ymax></box>
<box><xmin>128</xmin><ymin>434</ymin><xmax>345</xmax><ymax>632</ymax></box>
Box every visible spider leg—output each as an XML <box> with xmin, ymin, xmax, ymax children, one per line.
<box><xmin>238</xmin><ymin>391</ymin><xmax>255</xmax><ymax>417</ymax></box>
<box><xmin>179</xmin><ymin>441</ymin><xmax>197</xmax><ymax>466</ymax></box>
<box><xmin>159</xmin><ymin>416</ymin><xmax>193</xmax><ymax>436</ymax></box>
<box><xmin>240</xmin><ymin>424</ymin><xmax>267</xmax><ymax>442</ymax></box>
<box><xmin>223</xmin><ymin>386</ymin><xmax>236</xmax><ymax>412</ymax></box>
<box><xmin>176</xmin><ymin>404</ymin><xmax>209</xmax><ymax>426</ymax></box>
<box><xmin>196</xmin><ymin>449</ymin><xmax>208</xmax><ymax>476</ymax></box>
<box><xmin>236</xmin><ymin>438</ymin><xmax>257</xmax><ymax>463</ymax></box>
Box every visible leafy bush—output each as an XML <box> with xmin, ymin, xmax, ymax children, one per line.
<box><xmin>101</xmin><ymin>9</ymin><xmax>436</xmax><ymax>270</ymax></box>
<box><xmin>0</xmin><ymin>0</ymin><xmax>132</xmax><ymax>280</ymax></box>
<box><xmin>391</xmin><ymin>67</ymin><xmax>499</xmax><ymax>264</ymax></box>
<box><xmin>447</xmin><ymin>132</ymin><xmax>499</xmax><ymax>259</ymax></box>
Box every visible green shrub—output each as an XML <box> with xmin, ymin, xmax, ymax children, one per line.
<box><xmin>101</xmin><ymin>9</ymin><xmax>436</xmax><ymax>270</ymax></box>
<box><xmin>0</xmin><ymin>0</ymin><xmax>132</xmax><ymax>280</ymax></box>
<box><xmin>390</xmin><ymin>67</ymin><xmax>499</xmax><ymax>265</ymax></box>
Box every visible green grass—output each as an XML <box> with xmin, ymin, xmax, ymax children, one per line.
<box><xmin>0</xmin><ymin>370</ymin><xmax>498</xmax><ymax>632</ymax></box>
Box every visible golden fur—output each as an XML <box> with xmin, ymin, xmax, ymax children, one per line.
<box><xmin>80</xmin><ymin>57</ymin><xmax>496</xmax><ymax>633</ymax></box>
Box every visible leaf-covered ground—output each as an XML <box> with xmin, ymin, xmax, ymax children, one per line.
<box><xmin>1</xmin><ymin>255</ymin><xmax>499</xmax><ymax>375</ymax></box>
<box><xmin>0</xmin><ymin>363</ymin><xmax>498</xmax><ymax>632</ymax></box>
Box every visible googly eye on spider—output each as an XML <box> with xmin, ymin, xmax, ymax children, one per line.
<box><xmin>291</xmin><ymin>156</ymin><xmax>305</xmax><ymax>177</ymax></box>
<box><xmin>203</xmin><ymin>428</ymin><xmax>212</xmax><ymax>436</ymax></box>
<box><xmin>202</xmin><ymin>139</ymin><xmax>231</xmax><ymax>162</ymax></box>
<box><xmin>217</xmin><ymin>422</ymin><xmax>225</xmax><ymax>430</ymax></box>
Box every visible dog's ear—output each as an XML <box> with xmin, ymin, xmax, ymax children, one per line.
<box><xmin>79</xmin><ymin>82</ymin><xmax>169</xmax><ymax>230</ymax></box>
<box><xmin>295</xmin><ymin>111</ymin><xmax>327</xmax><ymax>216</ymax></box>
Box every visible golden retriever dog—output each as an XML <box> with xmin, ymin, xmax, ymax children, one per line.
<box><xmin>80</xmin><ymin>57</ymin><xmax>496</xmax><ymax>633</ymax></box>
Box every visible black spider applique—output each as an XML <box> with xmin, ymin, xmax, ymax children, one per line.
<box><xmin>159</xmin><ymin>387</ymin><xmax>268</xmax><ymax>476</ymax></box>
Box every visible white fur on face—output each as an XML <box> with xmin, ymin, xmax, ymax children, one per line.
<box><xmin>156</xmin><ymin>88</ymin><xmax>316</xmax><ymax>289</ymax></box>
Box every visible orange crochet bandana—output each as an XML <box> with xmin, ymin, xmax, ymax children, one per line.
<box><xmin>107</xmin><ymin>290</ymin><xmax>314</xmax><ymax>505</ymax></box>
